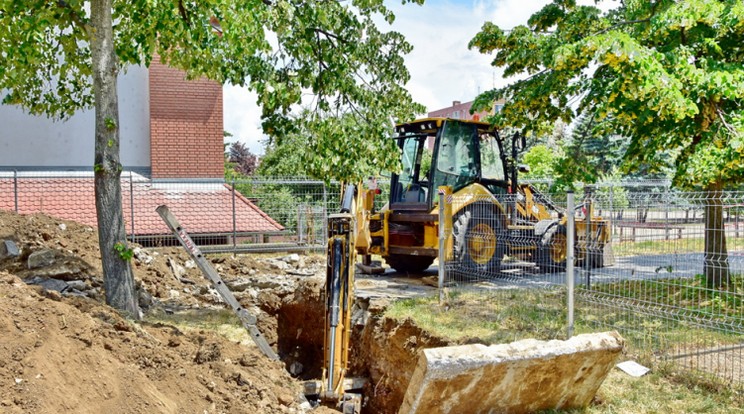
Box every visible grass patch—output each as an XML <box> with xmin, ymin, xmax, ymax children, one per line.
<box><xmin>585</xmin><ymin>274</ymin><xmax>744</xmax><ymax>323</ymax></box>
<box><xmin>542</xmin><ymin>367</ymin><xmax>744</xmax><ymax>414</ymax></box>
<box><xmin>612</xmin><ymin>235</ymin><xmax>744</xmax><ymax>257</ymax></box>
<box><xmin>145</xmin><ymin>308</ymin><xmax>252</xmax><ymax>344</ymax></box>
<box><xmin>385</xmin><ymin>288</ymin><xmax>744</xmax><ymax>412</ymax></box>
<box><xmin>385</xmin><ymin>287</ymin><xmax>742</xmax><ymax>350</ymax></box>
<box><xmin>385</xmin><ymin>289</ymin><xmax>568</xmax><ymax>344</ymax></box>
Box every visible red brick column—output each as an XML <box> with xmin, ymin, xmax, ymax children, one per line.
<box><xmin>149</xmin><ymin>56</ymin><xmax>224</xmax><ymax>178</ymax></box>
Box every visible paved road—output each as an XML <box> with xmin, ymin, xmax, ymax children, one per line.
<box><xmin>355</xmin><ymin>250</ymin><xmax>744</xmax><ymax>296</ymax></box>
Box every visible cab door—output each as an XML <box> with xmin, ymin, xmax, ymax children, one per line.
<box><xmin>390</xmin><ymin>135</ymin><xmax>429</xmax><ymax>211</ymax></box>
<box><xmin>431</xmin><ymin>120</ymin><xmax>480</xmax><ymax>195</ymax></box>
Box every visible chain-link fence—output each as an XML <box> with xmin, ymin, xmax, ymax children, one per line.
<box><xmin>440</xmin><ymin>183</ymin><xmax>744</xmax><ymax>387</ymax></box>
<box><xmin>0</xmin><ymin>171</ymin><xmax>341</xmax><ymax>253</ymax></box>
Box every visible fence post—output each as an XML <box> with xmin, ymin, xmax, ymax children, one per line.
<box><xmin>608</xmin><ymin>183</ymin><xmax>614</xmax><ymax>239</ymax></box>
<box><xmin>567</xmin><ymin>191</ymin><xmax>575</xmax><ymax>338</ymax></box>
<box><xmin>13</xmin><ymin>169</ymin><xmax>18</xmax><ymax>213</ymax></box>
<box><xmin>322</xmin><ymin>182</ymin><xmax>328</xmax><ymax>246</ymax></box>
<box><xmin>664</xmin><ymin>187</ymin><xmax>670</xmax><ymax>240</ymax></box>
<box><xmin>129</xmin><ymin>171</ymin><xmax>135</xmax><ymax>243</ymax></box>
<box><xmin>232</xmin><ymin>178</ymin><xmax>237</xmax><ymax>254</ymax></box>
<box><xmin>585</xmin><ymin>185</ymin><xmax>592</xmax><ymax>289</ymax></box>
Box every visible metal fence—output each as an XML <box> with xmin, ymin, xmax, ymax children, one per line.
<box><xmin>4</xmin><ymin>171</ymin><xmax>743</xmax><ymax>384</ymax></box>
<box><xmin>441</xmin><ymin>183</ymin><xmax>744</xmax><ymax>387</ymax></box>
<box><xmin>0</xmin><ymin>171</ymin><xmax>342</xmax><ymax>253</ymax></box>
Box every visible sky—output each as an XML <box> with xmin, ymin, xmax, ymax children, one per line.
<box><xmin>223</xmin><ymin>0</ymin><xmax>611</xmax><ymax>155</ymax></box>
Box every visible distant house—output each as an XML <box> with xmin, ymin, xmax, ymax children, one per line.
<box><xmin>427</xmin><ymin>99</ymin><xmax>505</xmax><ymax>122</ymax></box>
<box><xmin>425</xmin><ymin>99</ymin><xmax>505</xmax><ymax>149</ymax></box>
<box><xmin>0</xmin><ymin>58</ymin><xmax>283</xmax><ymax>238</ymax></box>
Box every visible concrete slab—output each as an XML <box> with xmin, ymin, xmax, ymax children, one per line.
<box><xmin>399</xmin><ymin>331</ymin><xmax>624</xmax><ymax>414</ymax></box>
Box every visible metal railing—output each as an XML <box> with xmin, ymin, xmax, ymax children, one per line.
<box><xmin>0</xmin><ymin>171</ymin><xmax>343</xmax><ymax>253</ymax></box>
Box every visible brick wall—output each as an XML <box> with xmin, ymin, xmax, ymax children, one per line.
<box><xmin>149</xmin><ymin>56</ymin><xmax>224</xmax><ymax>178</ymax></box>
<box><xmin>427</xmin><ymin>100</ymin><xmax>495</xmax><ymax>121</ymax></box>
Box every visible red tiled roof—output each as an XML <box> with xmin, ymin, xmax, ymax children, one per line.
<box><xmin>0</xmin><ymin>177</ymin><xmax>283</xmax><ymax>235</ymax></box>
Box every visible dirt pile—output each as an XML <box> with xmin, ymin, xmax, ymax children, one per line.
<box><xmin>0</xmin><ymin>271</ymin><xmax>302</xmax><ymax>413</ymax></box>
<box><xmin>0</xmin><ymin>210</ymin><xmax>325</xmax><ymax>413</ymax></box>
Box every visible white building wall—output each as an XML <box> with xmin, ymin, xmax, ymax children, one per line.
<box><xmin>0</xmin><ymin>65</ymin><xmax>150</xmax><ymax>170</ymax></box>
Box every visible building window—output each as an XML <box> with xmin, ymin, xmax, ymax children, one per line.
<box><xmin>493</xmin><ymin>104</ymin><xmax>504</xmax><ymax>113</ymax></box>
<box><xmin>453</xmin><ymin>111</ymin><xmax>460</xmax><ymax>119</ymax></box>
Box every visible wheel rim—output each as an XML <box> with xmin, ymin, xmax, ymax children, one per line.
<box><xmin>550</xmin><ymin>233</ymin><xmax>567</xmax><ymax>263</ymax></box>
<box><xmin>468</xmin><ymin>223</ymin><xmax>497</xmax><ymax>265</ymax></box>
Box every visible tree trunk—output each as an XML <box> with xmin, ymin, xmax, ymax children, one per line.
<box><xmin>704</xmin><ymin>181</ymin><xmax>729</xmax><ymax>288</ymax></box>
<box><xmin>90</xmin><ymin>0</ymin><xmax>140</xmax><ymax>318</ymax></box>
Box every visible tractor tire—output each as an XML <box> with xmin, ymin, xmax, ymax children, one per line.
<box><xmin>385</xmin><ymin>254</ymin><xmax>434</xmax><ymax>274</ymax></box>
<box><xmin>536</xmin><ymin>224</ymin><xmax>568</xmax><ymax>273</ymax></box>
<box><xmin>452</xmin><ymin>205</ymin><xmax>505</xmax><ymax>277</ymax></box>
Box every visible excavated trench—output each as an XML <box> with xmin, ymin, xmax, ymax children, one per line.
<box><xmin>270</xmin><ymin>278</ymin><xmax>451</xmax><ymax>414</ymax></box>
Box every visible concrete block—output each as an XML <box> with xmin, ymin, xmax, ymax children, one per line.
<box><xmin>399</xmin><ymin>331</ymin><xmax>624</xmax><ymax>414</ymax></box>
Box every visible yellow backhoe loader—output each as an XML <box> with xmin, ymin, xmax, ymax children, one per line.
<box><xmin>362</xmin><ymin>117</ymin><xmax>613</xmax><ymax>274</ymax></box>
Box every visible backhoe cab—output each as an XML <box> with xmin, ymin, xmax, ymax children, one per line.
<box><xmin>364</xmin><ymin>117</ymin><xmax>613</xmax><ymax>274</ymax></box>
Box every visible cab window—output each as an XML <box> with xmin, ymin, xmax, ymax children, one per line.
<box><xmin>433</xmin><ymin>121</ymin><xmax>478</xmax><ymax>191</ymax></box>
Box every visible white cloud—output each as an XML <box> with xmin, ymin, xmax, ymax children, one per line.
<box><xmin>222</xmin><ymin>0</ymin><xmax>615</xmax><ymax>154</ymax></box>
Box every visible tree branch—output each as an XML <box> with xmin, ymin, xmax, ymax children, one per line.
<box><xmin>56</xmin><ymin>0</ymin><xmax>91</xmax><ymax>34</ymax></box>
<box><xmin>717</xmin><ymin>108</ymin><xmax>741</xmax><ymax>138</ymax></box>
<box><xmin>311</xmin><ymin>28</ymin><xmax>347</xmax><ymax>46</ymax></box>
<box><xmin>594</xmin><ymin>18</ymin><xmax>651</xmax><ymax>36</ymax></box>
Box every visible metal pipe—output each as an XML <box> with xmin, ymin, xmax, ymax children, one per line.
<box><xmin>566</xmin><ymin>191</ymin><xmax>575</xmax><ymax>338</ymax></box>
<box><xmin>129</xmin><ymin>171</ymin><xmax>135</xmax><ymax>242</ymax></box>
<box><xmin>340</xmin><ymin>184</ymin><xmax>355</xmax><ymax>213</ymax></box>
<box><xmin>232</xmin><ymin>179</ymin><xmax>237</xmax><ymax>254</ymax></box>
<box><xmin>327</xmin><ymin>329</ymin><xmax>337</xmax><ymax>392</ymax></box>
<box><xmin>13</xmin><ymin>170</ymin><xmax>18</xmax><ymax>213</ymax></box>
<box><xmin>438</xmin><ymin>190</ymin><xmax>446</xmax><ymax>305</ymax></box>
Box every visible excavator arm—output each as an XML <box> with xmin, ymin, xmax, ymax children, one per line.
<box><xmin>304</xmin><ymin>184</ymin><xmax>366</xmax><ymax>413</ymax></box>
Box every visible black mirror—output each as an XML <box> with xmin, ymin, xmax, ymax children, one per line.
<box><xmin>512</xmin><ymin>132</ymin><xmax>527</xmax><ymax>152</ymax></box>
<box><xmin>518</xmin><ymin>164</ymin><xmax>530</xmax><ymax>173</ymax></box>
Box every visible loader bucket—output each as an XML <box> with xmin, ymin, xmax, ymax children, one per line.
<box><xmin>399</xmin><ymin>332</ymin><xmax>624</xmax><ymax>414</ymax></box>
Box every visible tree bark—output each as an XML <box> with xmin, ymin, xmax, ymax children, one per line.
<box><xmin>90</xmin><ymin>0</ymin><xmax>140</xmax><ymax>318</ymax></box>
<box><xmin>704</xmin><ymin>181</ymin><xmax>729</xmax><ymax>288</ymax></box>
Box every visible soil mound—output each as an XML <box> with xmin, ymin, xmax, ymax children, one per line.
<box><xmin>0</xmin><ymin>210</ymin><xmax>322</xmax><ymax>413</ymax></box>
<box><xmin>0</xmin><ymin>271</ymin><xmax>302</xmax><ymax>413</ymax></box>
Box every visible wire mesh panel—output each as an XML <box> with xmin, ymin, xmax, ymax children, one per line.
<box><xmin>0</xmin><ymin>171</ymin><xmax>98</xmax><ymax>226</ymax></box>
<box><xmin>576</xmin><ymin>185</ymin><xmax>744</xmax><ymax>386</ymax></box>
<box><xmin>440</xmin><ymin>191</ymin><xmax>572</xmax><ymax>343</ymax></box>
<box><xmin>0</xmin><ymin>172</ymin><xmax>340</xmax><ymax>254</ymax></box>
<box><xmin>131</xmin><ymin>177</ymin><xmax>339</xmax><ymax>253</ymax></box>
<box><xmin>438</xmin><ymin>183</ymin><xmax>744</xmax><ymax>387</ymax></box>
